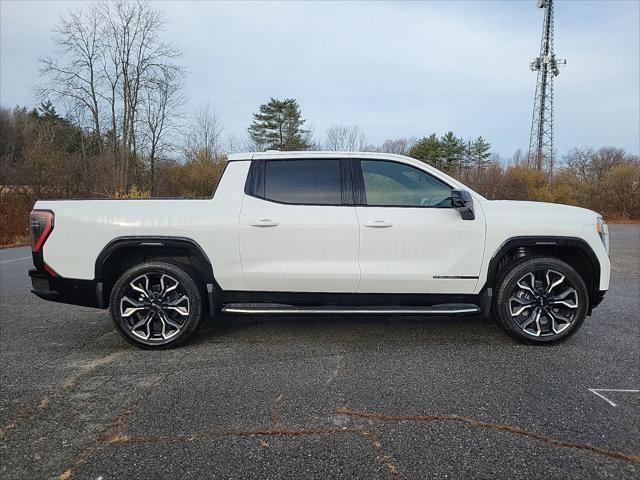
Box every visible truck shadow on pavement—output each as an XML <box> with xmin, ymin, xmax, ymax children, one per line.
<box><xmin>191</xmin><ymin>313</ymin><xmax>506</xmax><ymax>346</ymax></box>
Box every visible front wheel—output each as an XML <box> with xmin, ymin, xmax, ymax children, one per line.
<box><xmin>109</xmin><ymin>261</ymin><xmax>203</xmax><ymax>349</ymax></box>
<box><xmin>494</xmin><ymin>257</ymin><xmax>589</xmax><ymax>344</ymax></box>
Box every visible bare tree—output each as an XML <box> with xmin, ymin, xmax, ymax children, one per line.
<box><xmin>562</xmin><ymin>147</ymin><xmax>595</xmax><ymax>182</ymax></box>
<box><xmin>185</xmin><ymin>104</ymin><xmax>224</xmax><ymax>161</ymax></box>
<box><xmin>564</xmin><ymin>146</ymin><xmax>631</xmax><ymax>182</ymax></box>
<box><xmin>510</xmin><ymin>148</ymin><xmax>527</xmax><ymax>166</ymax></box>
<box><xmin>39</xmin><ymin>4</ymin><xmax>103</xmax><ymax>146</ymax></box>
<box><xmin>99</xmin><ymin>0</ymin><xmax>183</xmax><ymax>188</ymax></box>
<box><xmin>143</xmin><ymin>65</ymin><xmax>185</xmax><ymax>194</ymax></box>
<box><xmin>378</xmin><ymin>137</ymin><xmax>417</xmax><ymax>155</ymax></box>
<box><xmin>226</xmin><ymin>132</ymin><xmax>263</xmax><ymax>154</ymax></box>
<box><xmin>324</xmin><ymin>125</ymin><xmax>367</xmax><ymax>151</ymax></box>
<box><xmin>39</xmin><ymin>0</ymin><xmax>185</xmax><ymax>192</ymax></box>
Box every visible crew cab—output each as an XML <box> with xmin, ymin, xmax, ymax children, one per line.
<box><xmin>29</xmin><ymin>151</ymin><xmax>610</xmax><ymax>348</ymax></box>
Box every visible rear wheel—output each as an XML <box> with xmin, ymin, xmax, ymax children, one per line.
<box><xmin>494</xmin><ymin>257</ymin><xmax>589</xmax><ymax>344</ymax></box>
<box><xmin>109</xmin><ymin>261</ymin><xmax>203</xmax><ymax>349</ymax></box>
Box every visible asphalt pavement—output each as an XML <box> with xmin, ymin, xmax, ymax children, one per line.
<box><xmin>1</xmin><ymin>225</ymin><xmax>639</xmax><ymax>479</ymax></box>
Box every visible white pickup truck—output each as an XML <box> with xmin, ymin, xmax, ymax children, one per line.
<box><xmin>29</xmin><ymin>151</ymin><xmax>610</xmax><ymax>348</ymax></box>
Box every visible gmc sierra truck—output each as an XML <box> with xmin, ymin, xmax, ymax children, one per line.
<box><xmin>29</xmin><ymin>151</ymin><xmax>610</xmax><ymax>348</ymax></box>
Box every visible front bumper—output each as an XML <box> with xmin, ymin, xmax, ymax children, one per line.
<box><xmin>590</xmin><ymin>289</ymin><xmax>607</xmax><ymax>313</ymax></box>
<box><xmin>29</xmin><ymin>269</ymin><xmax>102</xmax><ymax>308</ymax></box>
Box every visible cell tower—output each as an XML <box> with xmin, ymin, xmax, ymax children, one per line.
<box><xmin>528</xmin><ymin>0</ymin><xmax>566</xmax><ymax>171</ymax></box>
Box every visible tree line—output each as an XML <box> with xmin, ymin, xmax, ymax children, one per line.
<box><xmin>1</xmin><ymin>0</ymin><xmax>638</xmax><ymax>246</ymax></box>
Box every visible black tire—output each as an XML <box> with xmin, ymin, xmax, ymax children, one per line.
<box><xmin>109</xmin><ymin>261</ymin><xmax>204</xmax><ymax>349</ymax></box>
<box><xmin>494</xmin><ymin>256</ymin><xmax>589</xmax><ymax>345</ymax></box>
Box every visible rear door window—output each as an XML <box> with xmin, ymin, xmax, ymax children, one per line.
<box><xmin>261</xmin><ymin>159</ymin><xmax>343</xmax><ymax>205</ymax></box>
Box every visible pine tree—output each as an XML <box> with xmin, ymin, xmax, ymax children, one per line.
<box><xmin>440</xmin><ymin>131</ymin><xmax>466</xmax><ymax>175</ymax></box>
<box><xmin>408</xmin><ymin>134</ymin><xmax>443</xmax><ymax>170</ymax></box>
<box><xmin>31</xmin><ymin>100</ymin><xmax>63</xmax><ymax>123</ymax></box>
<box><xmin>248</xmin><ymin>98</ymin><xmax>311</xmax><ymax>151</ymax></box>
<box><xmin>470</xmin><ymin>136</ymin><xmax>491</xmax><ymax>170</ymax></box>
<box><xmin>463</xmin><ymin>139</ymin><xmax>474</xmax><ymax>173</ymax></box>
<box><xmin>38</xmin><ymin>100</ymin><xmax>62</xmax><ymax>121</ymax></box>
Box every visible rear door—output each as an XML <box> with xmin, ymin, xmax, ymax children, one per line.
<box><xmin>239</xmin><ymin>158</ymin><xmax>360</xmax><ymax>292</ymax></box>
<box><xmin>354</xmin><ymin>158</ymin><xmax>486</xmax><ymax>294</ymax></box>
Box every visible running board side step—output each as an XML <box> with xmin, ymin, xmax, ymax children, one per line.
<box><xmin>221</xmin><ymin>303</ymin><xmax>481</xmax><ymax>315</ymax></box>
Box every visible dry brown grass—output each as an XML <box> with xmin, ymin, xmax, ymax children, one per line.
<box><xmin>0</xmin><ymin>235</ymin><xmax>29</xmax><ymax>249</ymax></box>
<box><xmin>0</xmin><ymin>194</ymin><xmax>33</xmax><ymax>248</ymax></box>
<box><xmin>606</xmin><ymin>218</ymin><xmax>640</xmax><ymax>224</ymax></box>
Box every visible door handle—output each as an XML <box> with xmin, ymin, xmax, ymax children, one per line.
<box><xmin>249</xmin><ymin>218</ymin><xmax>279</xmax><ymax>227</ymax></box>
<box><xmin>364</xmin><ymin>220</ymin><xmax>393</xmax><ymax>228</ymax></box>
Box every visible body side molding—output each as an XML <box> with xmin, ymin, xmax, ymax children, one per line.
<box><xmin>220</xmin><ymin>290</ymin><xmax>487</xmax><ymax>308</ymax></box>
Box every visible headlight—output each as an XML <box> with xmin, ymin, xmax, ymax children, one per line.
<box><xmin>596</xmin><ymin>216</ymin><xmax>609</xmax><ymax>255</ymax></box>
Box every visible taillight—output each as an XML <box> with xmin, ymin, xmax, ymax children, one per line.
<box><xmin>30</xmin><ymin>209</ymin><xmax>54</xmax><ymax>253</ymax></box>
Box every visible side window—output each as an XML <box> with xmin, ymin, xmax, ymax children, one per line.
<box><xmin>360</xmin><ymin>160</ymin><xmax>452</xmax><ymax>207</ymax></box>
<box><xmin>262</xmin><ymin>159</ymin><xmax>342</xmax><ymax>205</ymax></box>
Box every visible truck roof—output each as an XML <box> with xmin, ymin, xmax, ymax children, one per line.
<box><xmin>227</xmin><ymin>151</ymin><xmax>416</xmax><ymax>162</ymax></box>
<box><xmin>226</xmin><ymin>151</ymin><xmax>485</xmax><ymax>200</ymax></box>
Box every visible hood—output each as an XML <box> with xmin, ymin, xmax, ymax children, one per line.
<box><xmin>480</xmin><ymin>200</ymin><xmax>600</xmax><ymax>236</ymax></box>
<box><xmin>485</xmin><ymin>200</ymin><xmax>598</xmax><ymax>220</ymax></box>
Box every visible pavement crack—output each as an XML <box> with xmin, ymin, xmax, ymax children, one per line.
<box><xmin>337</xmin><ymin>407</ymin><xmax>640</xmax><ymax>465</ymax></box>
<box><xmin>226</xmin><ymin>428</ymin><xmax>358</xmax><ymax>438</ymax></box>
<box><xmin>360</xmin><ymin>430</ymin><xmax>404</xmax><ymax>480</ymax></box>
<box><xmin>0</xmin><ymin>350</ymin><xmax>127</xmax><ymax>442</ymax></box>
<box><xmin>325</xmin><ymin>354</ymin><xmax>344</xmax><ymax>385</ymax></box>
<box><xmin>271</xmin><ymin>394</ymin><xmax>284</xmax><ymax>430</ymax></box>
<box><xmin>104</xmin><ymin>427</ymin><xmax>360</xmax><ymax>445</ymax></box>
<box><xmin>0</xmin><ymin>395</ymin><xmax>50</xmax><ymax>441</ymax></box>
<box><xmin>58</xmin><ymin>374</ymin><xmax>166</xmax><ymax>479</ymax></box>
<box><xmin>63</xmin><ymin>350</ymin><xmax>126</xmax><ymax>390</ymax></box>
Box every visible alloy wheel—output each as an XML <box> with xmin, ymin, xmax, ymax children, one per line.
<box><xmin>508</xmin><ymin>269</ymin><xmax>579</xmax><ymax>337</ymax></box>
<box><xmin>119</xmin><ymin>272</ymin><xmax>190</xmax><ymax>342</ymax></box>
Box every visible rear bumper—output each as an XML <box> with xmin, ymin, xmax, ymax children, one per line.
<box><xmin>29</xmin><ymin>269</ymin><xmax>102</xmax><ymax>308</ymax></box>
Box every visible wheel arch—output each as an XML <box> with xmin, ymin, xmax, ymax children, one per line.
<box><xmin>482</xmin><ymin>236</ymin><xmax>601</xmax><ymax>313</ymax></box>
<box><xmin>95</xmin><ymin>236</ymin><xmax>219</xmax><ymax>314</ymax></box>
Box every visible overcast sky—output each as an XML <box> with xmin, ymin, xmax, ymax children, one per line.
<box><xmin>1</xmin><ymin>0</ymin><xmax>638</xmax><ymax>157</ymax></box>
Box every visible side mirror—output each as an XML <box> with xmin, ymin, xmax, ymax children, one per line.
<box><xmin>451</xmin><ymin>189</ymin><xmax>475</xmax><ymax>220</ymax></box>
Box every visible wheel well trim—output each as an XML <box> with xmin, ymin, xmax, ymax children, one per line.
<box><xmin>481</xmin><ymin>236</ymin><xmax>601</xmax><ymax>295</ymax></box>
<box><xmin>94</xmin><ymin>236</ymin><xmax>218</xmax><ymax>287</ymax></box>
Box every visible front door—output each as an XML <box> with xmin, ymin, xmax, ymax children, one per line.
<box><xmin>239</xmin><ymin>158</ymin><xmax>360</xmax><ymax>292</ymax></box>
<box><xmin>354</xmin><ymin>159</ymin><xmax>486</xmax><ymax>294</ymax></box>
